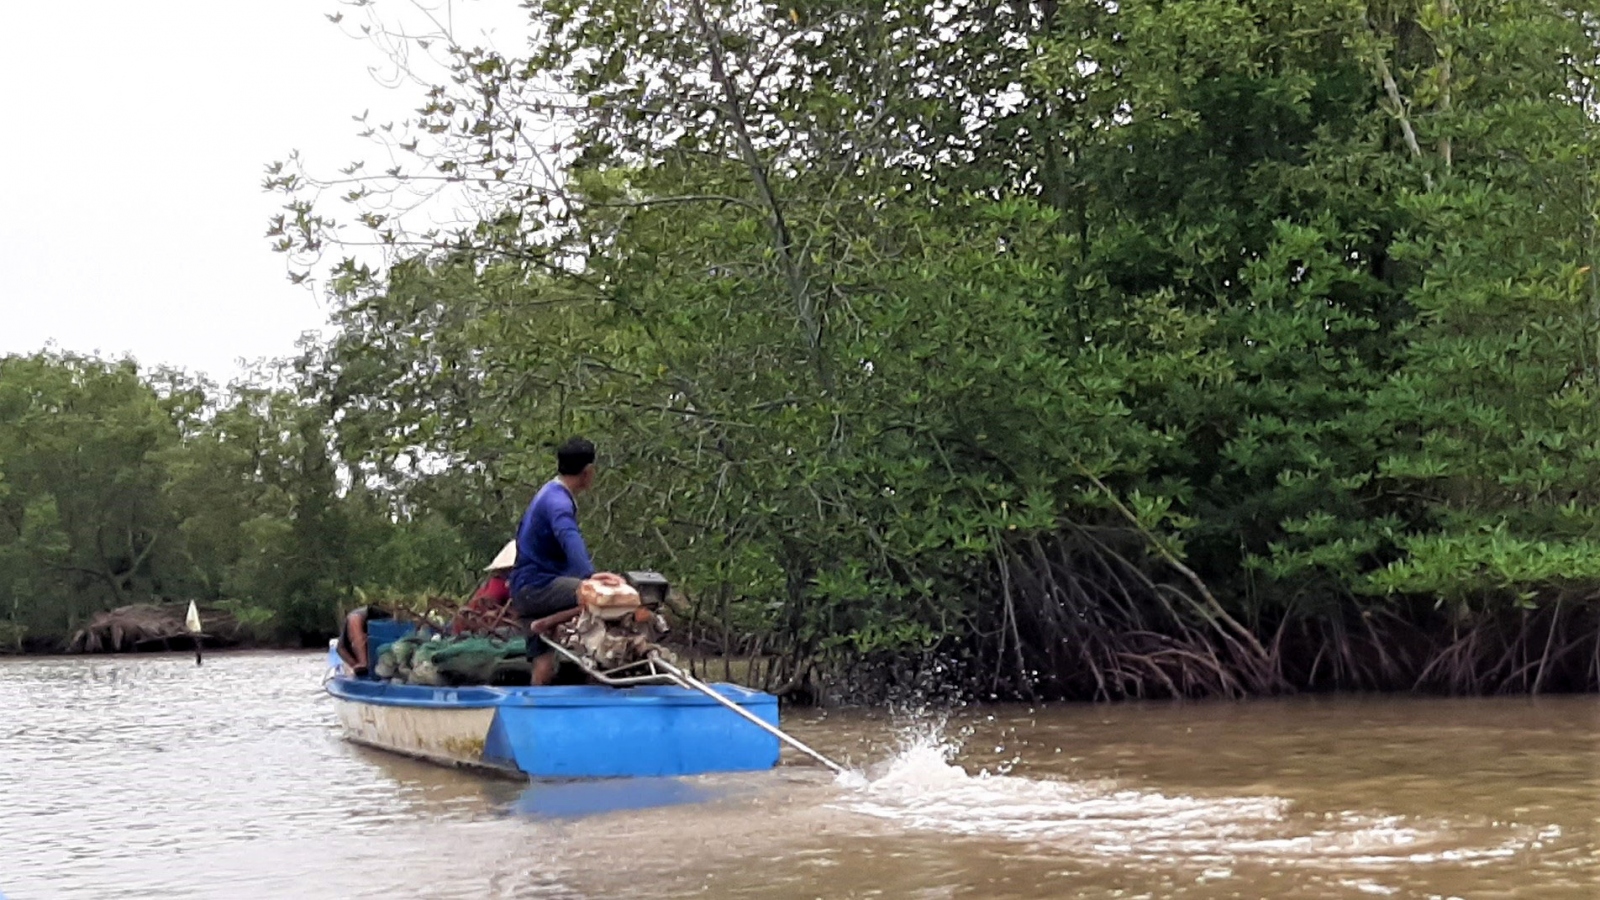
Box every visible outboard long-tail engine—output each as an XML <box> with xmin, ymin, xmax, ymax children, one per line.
<box><xmin>541</xmin><ymin>570</ymin><xmax>850</xmax><ymax>774</ymax></box>
<box><xmin>552</xmin><ymin>570</ymin><xmax>675</xmax><ymax>671</ymax></box>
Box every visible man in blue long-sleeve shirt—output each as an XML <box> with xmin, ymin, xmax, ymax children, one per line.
<box><xmin>510</xmin><ymin>438</ymin><xmax>625</xmax><ymax>682</ymax></box>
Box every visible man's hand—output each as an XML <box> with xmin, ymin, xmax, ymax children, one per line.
<box><xmin>591</xmin><ymin>572</ymin><xmax>627</xmax><ymax>587</ymax></box>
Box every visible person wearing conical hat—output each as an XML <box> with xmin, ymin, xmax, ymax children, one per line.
<box><xmin>449</xmin><ymin>540</ymin><xmax>517</xmax><ymax>635</ymax></box>
<box><xmin>485</xmin><ymin>539</ymin><xmax>517</xmax><ymax>574</ymax></box>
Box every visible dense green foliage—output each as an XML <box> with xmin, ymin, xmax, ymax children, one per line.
<box><xmin>8</xmin><ymin>0</ymin><xmax>1599</xmax><ymax>699</ymax></box>
<box><xmin>0</xmin><ymin>353</ymin><xmax>483</xmax><ymax>650</ymax></box>
<box><xmin>263</xmin><ymin>0</ymin><xmax>1600</xmax><ymax>698</ymax></box>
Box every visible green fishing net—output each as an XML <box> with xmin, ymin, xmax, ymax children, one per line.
<box><xmin>372</xmin><ymin>634</ymin><xmax>532</xmax><ymax>686</ymax></box>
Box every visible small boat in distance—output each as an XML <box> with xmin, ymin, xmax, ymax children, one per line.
<box><xmin>323</xmin><ymin>639</ymin><xmax>781</xmax><ymax>779</ymax></box>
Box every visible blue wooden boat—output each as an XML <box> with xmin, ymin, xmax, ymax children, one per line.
<box><xmin>322</xmin><ymin>640</ymin><xmax>782</xmax><ymax>779</ymax></box>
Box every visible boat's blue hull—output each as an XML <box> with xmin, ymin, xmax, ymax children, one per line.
<box><xmin>324</xmin><ymin>654</ymin><xmax>781</xmax><ymax>778</ymax></box>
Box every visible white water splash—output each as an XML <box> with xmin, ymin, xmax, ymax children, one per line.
<box><xmin>831</xmin><ymin>730</ymin><xmax>1538</xmax><ymax>870</ymax></box>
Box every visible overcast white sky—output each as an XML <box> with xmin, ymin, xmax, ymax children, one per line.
<box><xmin>0</xmin><ymin>0</ymin><xmax>518</xmax><ymax>384</ymax></box>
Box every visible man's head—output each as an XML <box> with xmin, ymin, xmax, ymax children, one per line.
<box><xmin>556</xmin><ymin>437</ymin><xmax>597</xmax><ymax>492</ymax></box>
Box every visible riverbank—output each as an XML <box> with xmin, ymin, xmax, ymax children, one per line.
<box><xmin>4</xmin><ymin>602</ymin><xmax>319</xmax><ymax>657</ymax></box>
<box><xmin>18</xmin><ymin>598</ymin><xmax>1599</xmax><ymax>707</ymax></box>
<box><xmin>669</xmin><ymin>597</ymin><xmax>1600</xmax><ymax>705</ymax></box>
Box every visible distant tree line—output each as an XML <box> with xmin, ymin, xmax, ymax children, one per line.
<box><xmin>0</xmin><ymin>353</ymin><xmax>497</xmax><ymax>651</ymax></box>
<box><xmin>7</xmin><ymin>0</ymin><xmax>1599</xmax><ymax>700</ymax></box>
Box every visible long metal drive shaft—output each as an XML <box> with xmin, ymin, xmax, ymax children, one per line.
<box><xmin>538</xmin><ymin>636</ymin><xmax>847</xmax><ymax>775</ymax></box>
<box><xmin>648</xmin><ymin>654</ymin><xmax>847</xmax><ymax>775</ymax></box>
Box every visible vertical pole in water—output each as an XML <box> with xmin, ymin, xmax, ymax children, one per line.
<box><xmin>186</xmin><ymin>601</ymin><xmax>203</xmax><ymax>666</ymax></box>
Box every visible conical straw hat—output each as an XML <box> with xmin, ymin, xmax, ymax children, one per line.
<box><xmin>485</xmin><ymin>540</ymin><xmax>518</xmax><ymax>572</ymax></box>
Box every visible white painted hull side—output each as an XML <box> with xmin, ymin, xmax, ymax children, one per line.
<box><xmin>332</xmin><ymin>698</ymin><xmax>513</xmax><ymax>774</ymax></box>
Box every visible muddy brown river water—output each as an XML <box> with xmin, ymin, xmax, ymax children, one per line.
<box><xmin>0</xmin><ymin>652</ymin><xmax>1594</xmax><ymax>899</ymax></box>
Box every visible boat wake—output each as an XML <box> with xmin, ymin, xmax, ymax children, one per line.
<box><xmin>830</xmin><ymin>729</ymin><xmax>1544</xmax><ymax>871</ymax></box>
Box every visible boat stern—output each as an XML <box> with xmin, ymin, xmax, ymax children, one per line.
<box><xmin>484</xmin><ymin>684</ymin><xmax>780</xmax><ymax>778</ymax></box>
